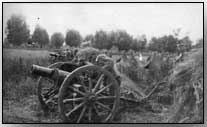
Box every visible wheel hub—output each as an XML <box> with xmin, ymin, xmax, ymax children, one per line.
<box><xmin>89</xmin><ymin>95</ymin><xmax>96</xmax><ymax>101</ymax></box>
<box><xmin>86</xmin><ymin>93</ymin><xmax>97</xmax><ymax>104</ymax></box>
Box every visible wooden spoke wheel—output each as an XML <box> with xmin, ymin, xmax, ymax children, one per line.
<box><xmin>38</xmin><ymin>62</ymin><xmax>64</xmax><ymax>111</ymax></box>
<box><xmin>58</xmin><ymin>65</ymin><xmax>120</xmax><ymax>123</ymax></box>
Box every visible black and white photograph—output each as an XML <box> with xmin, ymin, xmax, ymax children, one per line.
<box><xmin>2</xmin><ymin>2</ymin><xmax>204</xmax><ymax>124</ymax></box>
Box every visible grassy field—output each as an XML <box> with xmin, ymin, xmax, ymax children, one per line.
<box><xmin>2</xmin><ymin>48</ymin><xmax>203</xmax><ymax>123</ymax></box>
<box><xmin>3</xmin><ymin>48</ymin><xmax>50</xmax><ymax>58</ymax></box>
<box><xmin>3</xmin><ymin>48</ymin><xmax>55</xmax><ymax>123</ymax></box>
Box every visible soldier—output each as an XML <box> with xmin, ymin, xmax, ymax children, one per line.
<box><xmin>65</xmin><ymin>48</ymin><xmax>71</xmax><ymax>60</ymax></box>
<box><xmin>95</xmin><ymin>54</ymin><xmax>121</xmax><ymax>85</ymax></box>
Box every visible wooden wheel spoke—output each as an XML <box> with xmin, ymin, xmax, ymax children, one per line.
<box><xmin>45</xmin><ymin>94</ymin><xmax>58</xmax><ymax>104</ymax></box>
<box><xmin>45</xmin><ymin>96</ymin><xmax>55</xmax><ymax>103</ymax></box>
<box><xmin>66</xmin><ymin>102</ymin><xmax>85</xmax><ymax>117</ymax></box>
<box><xmin>45</xmin><ymin>88</ymin><xmax>57</xmax><ymax>96</ymax></box>
<box><xmin>97</xmin><ymin>96</ymin><xmax>116</xmax><ymax>100</ymax></box>
<box><xmin>93</xmin><ymin>104</ymin><xmax>101</xmax><ymax>116</ymax></box>
<box><xmin>88</xmin><ymin>106</ymin><xmax>92</xmax><ymax>121</ymax></box>
<box><xmin>46</xmin><ymin>100</ymin><xmax>58</xmax><ymax>105</ymax></box>
<box><xmin>63</xmin><ymin>97</ymin><xmax>85</xmax><ymax>104</ymax></box>
<box><xmin>77</xmin><ymin>106</ymin><xmax>87</xmax><ymax>123</ymax></box>
<box><xmin>68</xmin><ymin>86</ymin><xmax>85</xmax><ymax>96</ymax></box>
<box><xmin>42</xmin><ymin>87</ymin><xmax>58</xmax><ymax>99</ymax></box>
<box><xmin>96</xmin><ymin>101</ymin><xmax>112</xmax><ymax>112</ymax></box>
<box><xmin>42</xmin><ymin>85</ymin><xmax>56</xmax><ymax>94</ymax></box>
<box><xmin>95</xmin><ymin>83</ymin><xmax>112</xmax><ymax>96</ymax></box>
<box><xmin>93</xmin><ymin>74</ymin><xmax>104</xmax><ymax>93</ymax></box>
<box><xmin>88</xmin><ymin>77</ymin><xmax>92</xmax><ymax>93</ymax></box>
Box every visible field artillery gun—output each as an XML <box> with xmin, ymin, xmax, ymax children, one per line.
<box><xmin>32</xmin><ymin>61</ymin><xmax>120</xmax><ymax>123</ymax></box>
<box><xmin>31</xmin><ymin>54</ymin><xmax>167</xmax><ymax>123</ymax></box>
<box><xmin>49</xmin><ymin>49</ymin><xmax>78</xmax><ymax>63</ymax></box>
<box><xmin>49</xmin><ymin>52</ymin><xmax>67</xmax><ymax>63</ymax></box>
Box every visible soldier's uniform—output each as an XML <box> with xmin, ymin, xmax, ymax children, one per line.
<box><xmin>96</xmin><ymin>54</ymin><xmax>121</xmax><ymax>85</ymax></box>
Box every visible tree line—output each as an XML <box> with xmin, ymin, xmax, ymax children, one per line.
<box><xmin>4</xmin><ymin>14</ymin><xmax>202</xmax><ymax>53</ymax></box>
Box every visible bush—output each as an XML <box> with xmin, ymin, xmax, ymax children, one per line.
<box><xmin>168</xmin><ymin>48</ymin><xmax>203</xmax><ymax>123</ymax></box>
<box><xmin>116</xmin><ymin>55</ymin><xmax>148</xmax><ymax>90</ymax></box>
<box><xmin>116</xmin><ymin>52</ymin><xmax>175</xmax><ymax>91</ymax></box>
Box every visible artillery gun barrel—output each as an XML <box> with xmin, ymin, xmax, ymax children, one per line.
<box><xmin>31</xmin><ymin>64</ymin><xmax>70</xmax><ymax>80</ymax></box>
<box><xmin>50</xmin><ymin>53</ymin><xmax>59</xmax><ymax>57</ymax></box>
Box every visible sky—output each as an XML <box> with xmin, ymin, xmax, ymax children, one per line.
<box><xmin>3</xmin><ymin>3</ymin><xmax>203</xmax><ymax>43</ymax></box>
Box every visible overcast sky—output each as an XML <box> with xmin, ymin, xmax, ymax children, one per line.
<box><xmin>3</xmin><ymin>3</ymin><xmax>203</xmax><ymax>43</ymax></box>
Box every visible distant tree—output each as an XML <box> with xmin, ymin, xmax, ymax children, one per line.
<box><xmin>3</xmin><ymin>37</ymin><xmax>8</xmax><ymax>44</ymax></box>
<box><xmin>93</xmin><ymin>30</ymin><xmax>109</xmax><ymax>49</ymax></box>
<box><xmin>178</xmin><ymin>36</ymin><xmax>192</xmax><ymax>52</ymax></box>
<box><xmin>65</xmin><ymin>29</ymin><xmax>82</xmax><ymax>47</ymax></box>
<box><xmin>131</xmin><ymin>39</ymin><xmax>139</xmax><ymax>51</ymax></box>
<box><xmin>107</xmin><ymin>31</ymin><xmax>117</xmax><ymax>48</ymax></box>
<box><xmin>148</xmin><ymin>35</ymin><xmax>178</xmax><ymax>53</ymax></box>
<box><xmin>27</xmin><ymin>37</ymin><xmax>33</xmax><ymax>44</ymax></box>
<box><xmin>3</xmin><ymin>37</ymin><xmax>9</xmax><ymax>47</ymax></box>
<box><xmin>92</xmin><ymin>30</ymin><xmax>133</xmax><ymax>50</ymax></box>
<box><xmin>86</xmin><ymin>30</ymin><xmax>142</xmax><ymax>51</ymax></box>
<box><xmin>132</xmin><ymin>35</ymin><xmax>147</xmax><ymax>51</ymax></box>
<box><xmin>163</xmin><ymin>35</ymin><xmax>178</xmax><ymax>53</ymax></box>
<box><xmin>50</xmin><ymin>32</ymin><xmax>64</xmax><ymax>48</ymax></box>
<box><xmin>32</xmin><ymin>25</ymin><xmax>49</xmax><ymax>48</ymax></box>
<box><xmin>138</xmin><ymin>35</ymin><xmax>147</xmax><ymax>51</ymax></box>
<box><xmin>5</xmin><ymin>14</ymin><xmax>30</xmax><ymax>46</ymax></box>
<box><xmin>193</xmin><ymin>38</ymin><xmax>203</xmax><ymax>48</ymax></box>
<box><xmin>148</xmin><ymin>37</ymin><xmax>163</xmax><ymax>52</ymax></box>
<box><xmin>84</xmin><ymin>34</ymin><xmax>94</xmax><ymax>42</ymax></box>
<box><xmin>114</xmin><ymin>30</ymin><xmax>133</xmax><ymax>51</ymax></box>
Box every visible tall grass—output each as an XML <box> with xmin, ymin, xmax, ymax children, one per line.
<box><xmin>168</xmin><ymin>48</ymin><xmax>203</xmax><ymax>123</ymax></box>
<box><xmin>117</xmin><ymin>54</ymin><xmax>174</xmax><ymax>89</ymax></box>
<box><xmin>3</xmin><ymin>56</ymin><xmax>49</xmax><ymax>101</ymax></box>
